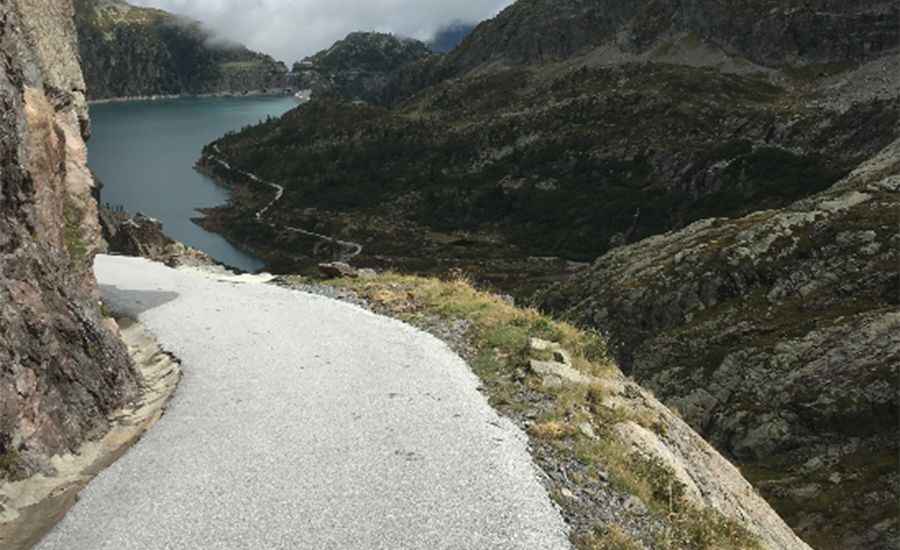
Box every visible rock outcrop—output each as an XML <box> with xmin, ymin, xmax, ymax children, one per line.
<box><xmin>0</xmin><ymin>0</ymin><xmax>138</xmax><ymax>481</ymax></box>
<box><xmin>99</xmin><ymin>209</ymin><xmax>215</xmax><ymax>268</ymax></box>
<box><xmin>543</xmin><ymin>138</ymin><xmax>900</xmax><ymax>550</ymax></box>
<box><xmin>74</xmin><ymin>0</ymin><xmax>291</xmax><ymax>100</ymax></box>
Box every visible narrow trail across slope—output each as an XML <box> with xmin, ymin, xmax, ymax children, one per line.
<box><xmin>206</xmin><ymin>145</ymin><xmax>364</xmax><ymax>260</ymax></box>
<box><xmin>37</xmin><ymin>256</ymin><xmax>571</xmax><ymax>550</ymax></box>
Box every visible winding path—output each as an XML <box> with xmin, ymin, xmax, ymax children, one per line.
<box><xmin>207</xmin><ymin>145</ymin><xmax>364</xmax><ymax>260</ymax></box>
<box><xmin>37</xmin><ymin>256</ymin><xmax>571</xmax><ymax>550</ymax></box>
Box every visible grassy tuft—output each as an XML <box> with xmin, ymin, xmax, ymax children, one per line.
<box><xmin>529</xmin><ymin>420</ymin><xmax>575</xmax><ymax>440</ymax></box>
<box><xmin>0</xmin><ymin>447</ymin><xmax>23</xmax><ymax>481</ymax></box>
<box><xmin>576</xmin><ymin>524</ymin><xmax>645</xmax><ymax>550</ymax></box>
<box><xmin>64</xmin><ymin>200</ymin><xmax>88</xmax><ymax>265</ymax></box>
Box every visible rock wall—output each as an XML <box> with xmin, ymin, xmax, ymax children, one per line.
<box><xmin>0</xmin><ymin>0</ymin><xmax>138</xmax><ymax>480</ymax></box>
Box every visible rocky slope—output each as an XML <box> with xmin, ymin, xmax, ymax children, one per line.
<box><xmin>74</xmin><ymin>0</ymin><xmax>290</xmax><ymax>100</ymax></box>
<box><xmin>543</xmin><ymin>138</ymin><xmax>900</xmax><ymax>550</ymax></box>
<box><xmin>292</xmin><ymin>32</ymin><xmax>432</xmax><ymax>103</ymax></box>
<box><xmin>195</xmin><ymin>1</ymin><xmax>898</xmax><ymax>548</ymax></box>
<box><xmin>0</xmin><ymin>0</ymin><xmax>138</xmax><ymax>482</ymax></box>
<box><xmin>437</xmin><ymin>0</ymin><xmax>897</xmax><ymax>72</ymax></box>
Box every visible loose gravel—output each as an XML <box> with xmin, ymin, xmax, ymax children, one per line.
<box><xmin>37</xmin><ymin>256</ymin><xmax>571</xmax><ymax>550</ymax></box>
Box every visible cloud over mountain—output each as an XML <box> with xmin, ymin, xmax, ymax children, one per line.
<box><xmin>130</xmin><ymin>0</ymin><xmax>511</xmax><ymax>62</ymax></box>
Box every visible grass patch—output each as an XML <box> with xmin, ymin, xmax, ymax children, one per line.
<box><xmin>659</xmin><ymin>506</ymin><xmax>763</xmax><ymax>550</ymax></box>
<box><xmin>64</xmin><ymin>200</ymin><xmax>88</xmax><ymax>266</ymax></box>
<box><xmin>576</xmin><ymin>524</ymin><xmax>644</xmax><ymax>550</ymax></box>
<box><xmin>0</xmin><ymin>448</ymin><xmax>23</xmax><ymax>481</ymax></box>
<box><xmin>100</xmin><ymin>302</ymin><xmax>115</xmax><ymax>319</ymax></box>
<box><xmin>530</xmin><ymin>420</ymin><xmax>575</xmax><ymax>440</ymax></box>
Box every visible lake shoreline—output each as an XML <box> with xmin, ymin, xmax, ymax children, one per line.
<box><xmin>87</xmin><ymin>95</ymin><xmax>296</xmax><ymax>272</ymax></box>
<box><xmin>88</xmin><ymin>89</ymin><xmax>298</xmax><ymax>105</ymax></box>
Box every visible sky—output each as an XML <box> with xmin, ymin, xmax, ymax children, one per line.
<box><xmin>130</xmin><ymin>0</ymin><xmax>513</xmax><ymax>63</ymax></box>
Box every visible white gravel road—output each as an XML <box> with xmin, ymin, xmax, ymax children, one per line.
<box><xmin>37</xmin><ymin>255</ymin><xmax>571</xmax><ymax>550</ymax></box>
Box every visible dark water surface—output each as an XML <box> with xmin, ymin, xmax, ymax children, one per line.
<box><xmin>88</xmin><ymin>96</ymin><xmax>297</xmax><ymax>272</ymax></box>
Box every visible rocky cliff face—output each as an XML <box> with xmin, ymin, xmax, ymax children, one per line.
<box><xmin>292</xmin><ymin>32</ymin><xmax>432</xmax><ymax>103</ymax></box>
<box><xmin>543</xmin><ymin>138</ymin><xmax>900</xmax><ymax>550</ymax></box>
<box><xmin>0</xmin><ymin>0</ymin><xmax>138</xmax><ymax>480</ymax></box>
<box><xmin>74</xmin><ymin>0</ymin><xmax>290</xmax><ymax>100</ymax></box>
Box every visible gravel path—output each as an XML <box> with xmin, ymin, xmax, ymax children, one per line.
<box><xmin>37</xmin><ymin>256</ymin><xmax>570</xmax><ymax>550</ymax></box>
<box><xmin>205</xmin><ymin>145</ymin><xmax>363</xmax><ymax>260</ymax></box>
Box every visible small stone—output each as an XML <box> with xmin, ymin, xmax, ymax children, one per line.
<box><xmin>578</xmin><ymin>422</ymin><xmax>597</xmax><ymax>439</ymax></box>
<box><xmin>357</xmin><ymin>268</ymin><xmax>378</xmax><ymax>279</ymax></box>
<box><xmin>560</xmin><ymin>488</ymin><xmax>578</xmax><ymax>501</ymax></box>
<box><xmin>318</xmin><ymin>262</ymin><xmax>358</xmax><ymax>279</ymax></box>
<box><xmin>541</xmin><ymin>375</ymin><xmax>564</xmax><ymax>390</ymax></box>
<box><xmin>530</xmin><ymin>360</ymin><xmax>596</xmax><ymax>386</ymax></box>
<box><xmin>552</xmin><ymin>349</ymin><xmax>572</xmax><ymax>366</ymax></box>
<box><xmin>530</xmin><ymin>338</ymin><xmax>555</xmax><ymax>352</ymax></box>
<box><xmin>623</xmin><ymin>495</ymin><xmax>648</xmax><ymax>516</ymax></box>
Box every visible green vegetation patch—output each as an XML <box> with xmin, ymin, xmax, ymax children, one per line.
<box><xmin>691</xmin><ymin>147</ymin><xmax>845</xmax><ymax>220</ymax></box>
<box><xmin>64</xmin><ymin>199</ymin><xmax>88</xmax><ymax>267</ymax></box>
<box><xmin>0</xmin><ymin>447</ymin><xmax>24</xmax><ymax>481</ymax></box>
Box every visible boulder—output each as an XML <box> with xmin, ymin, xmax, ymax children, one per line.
<box><xmin>318</xmin><ymin>262</ymin><xmax>359</xmax><ymax>279</ymax></box>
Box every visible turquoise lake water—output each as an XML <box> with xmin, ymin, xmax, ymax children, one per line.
<box><xmin>88</xmin><ymin>96</ymin><xmax>297</xmax><ymax>272</ymax></box>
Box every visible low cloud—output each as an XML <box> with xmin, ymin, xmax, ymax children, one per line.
<box><xmin>130</xmin><ymin>0</ymin><xmax>512</xmax><ymax>62</ymax></box>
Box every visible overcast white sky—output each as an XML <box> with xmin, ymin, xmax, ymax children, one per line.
<box><xmin>130</xmin><ymin>0</ymin><xmax>513</xmax><ymax>63</ymax></box>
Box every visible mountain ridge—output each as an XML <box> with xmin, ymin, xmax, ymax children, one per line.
<box><xmin>74</xmin><ymin>0</ymin><xmax>291</xmax><ymax>100</ymax></box>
